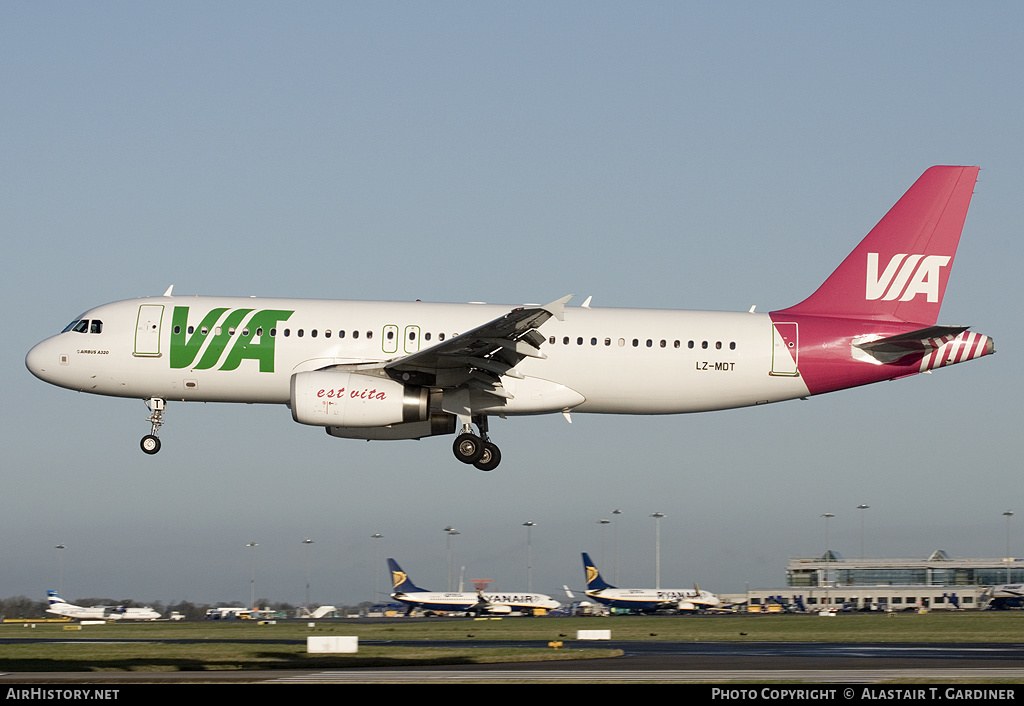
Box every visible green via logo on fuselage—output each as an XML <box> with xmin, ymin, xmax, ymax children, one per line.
<box><xmin>170</xmin><ymin>307</ymin><xmax>294</xmax><ymax>372</ymax></box>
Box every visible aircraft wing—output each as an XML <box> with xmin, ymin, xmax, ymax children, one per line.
<box><xmin>382</xmin><ymin>295</ymin><xmax>571</xmax><ymax>396</ymax></box>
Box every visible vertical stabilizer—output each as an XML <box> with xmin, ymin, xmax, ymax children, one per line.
<box><xmin>387</xmin><ymin>558</ymin><xmax>428</xmax><ymax>593</ymax></box>
<box><xmin>582</xmin><ymin>552</ymin><xmax>615</xmax><ymax>591</ymax></box>
<box><xmin>775</xmin><ymin>166</ymin><xmax>979</xmax><ymax>325</ymax></box>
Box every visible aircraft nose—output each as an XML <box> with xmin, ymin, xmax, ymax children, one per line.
<box><xmin>26</xmin><ymin>338</ymin><xmax>58</xmax><ymax>382</ymax></box>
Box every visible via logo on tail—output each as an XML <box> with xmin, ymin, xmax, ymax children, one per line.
<box><xmin>865</xmin><ymin>254</ymin><xmax>951</xmax><ymax>303</ymax></box>
<box><xmin>26</xmin><ymin>166</ymin><xmax>993</xmax><ymax>471</ymax></box>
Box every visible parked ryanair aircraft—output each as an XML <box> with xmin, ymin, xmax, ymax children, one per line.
<box><xmin>580</xmin><ymin>553</ymin><xmax>720</xmax><ymax>613</ymax></box>
<box><xmin>388</xmin><ymin>559</ymin><xmax>559</xmax><ymax>615</ymax></box>
<box><xmin>26</xmin><ymin>167</ymin><xmax>992</xmax><ymax>471</ymax></box>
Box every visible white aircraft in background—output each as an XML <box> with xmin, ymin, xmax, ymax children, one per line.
<box><xmin>579</xmin><ymin>553</ymin><xmax>720</xmax><ymax>613</ymax></box>
<box><xmin>388</xmin><ymin>559</ymin><xmax>559</xmax><ymax>615</ymax></box>
<box><xmin>26</xmin><ymin>167</ymin><xmax>993</xmax><ymax>471</ymax></box>
<box><xmin>45</xmin><ymin>591</ymin><xmax>161</xmax><ymax>621</ymax></box>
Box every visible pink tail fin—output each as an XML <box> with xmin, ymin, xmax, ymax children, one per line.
<box><xmin>776</xmin><ymin>166</ymin><xmax>980</xmax><ymax>325</ymax></box>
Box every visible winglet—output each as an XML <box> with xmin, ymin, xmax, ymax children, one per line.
<box><xmin>163</xmin><ymin>285</ymin><xmax>174</xmax><ymax>297</ymax></box>
<box><xmin>542</xmin><ymin>295</ymin><xmax>573</xmax><ymax>322</ymax></box>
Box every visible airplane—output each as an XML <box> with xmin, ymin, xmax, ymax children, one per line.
<box><xmin>387</xmin><ymin>558</ymin><xmax>560</xmax><ymax>615</ymax></box>
<box><xmin>579</xmin><ymin>552</ymin><xmax>721</xmax><ymax>613</ymax></box>
<box><xmin>982</xmin><ymin>584</ymin><xmax>1024</xmax><ymax>610</ymax></box>
<box><xmin>45</xmin><ymin>590</ymin><xmax>162</xmax><ymax>621</ymax></box>
<box><xmin>25</xmin><ymin>166</ymin><xmax>993</xmax><ymax>471</ymax></box>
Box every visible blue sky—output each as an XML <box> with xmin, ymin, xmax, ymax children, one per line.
<box><xmin>2</xmin><ymin>1</ymin><xmax>1021</xmax><ymax>607</ymax></box>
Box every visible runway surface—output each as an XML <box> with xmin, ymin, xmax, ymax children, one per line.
<box><xmin>2</xmin><ymin>640</ymin><xmax>1024</xmax><ymax>683</ymax></box>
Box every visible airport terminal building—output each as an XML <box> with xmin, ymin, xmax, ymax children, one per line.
<box><xmin>743</xmin><ymin>551</ymin><xmax>1022</xmax><ymax>611</ymax></box>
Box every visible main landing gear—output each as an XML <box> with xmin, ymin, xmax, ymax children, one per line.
<box><xmin>140</xmin><ymin>397</ymin><xmax>165</xmax><ymax>455</ymax></box>
<box><xmin>452</xmin><ymin>414</ymin><xmax>501</xmax><ymax>471</ymax></box>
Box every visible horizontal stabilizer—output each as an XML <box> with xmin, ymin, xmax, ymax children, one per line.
<box><xmin>853</xmin><ymin>326</ymin><xmax>994</xmax><ymax>369</ymax></box>
<box><xmin>854</xmin><ymin>325</ymin><xmax>969</xmax><ymax>355</ymax></box>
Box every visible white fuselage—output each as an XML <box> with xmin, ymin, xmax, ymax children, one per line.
<box><xmin>392</xmin><ymin>590</ymin><xmax>560</xmax><ymax>613</ymax></box>
<box><xmin>586</xmin><ymin>587</ymin><xmax>721</xmax><ymax>611</ymax></box>
<box><xmin>47</xmin><ymin>602</ymin><xmax>161</xmax><ymax>621</ymax></box>
<box><xmin>26</xmin><ymin>295</ymin><xmax>811</xmax><ymax>415</ymax></box>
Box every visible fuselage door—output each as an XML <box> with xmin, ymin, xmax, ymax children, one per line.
<box><xmin>770</xmin><ymin>322</ymin><xmax>799</xmax><ymax>376</ymax></box>
<box><xmin>134</xmin><ymin>305</ymin><xmax>164</xmax><ymax>357</ymax></box>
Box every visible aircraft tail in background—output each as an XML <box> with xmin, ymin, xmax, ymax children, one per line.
<box><xmin>582</xmin><ymin>552</ymin><xmax>615</xmax><ymax>591</ymax></box>
<box><xmin>388</xmin><ymin>558</ymin><xmax>429</xmax><ymax>594</ymax></box>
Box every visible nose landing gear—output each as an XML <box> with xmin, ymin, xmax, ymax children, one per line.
<box><xmin>140</xmin><ymin>398</ymin><xmax>165</xmax><ymax>455</ymax></box>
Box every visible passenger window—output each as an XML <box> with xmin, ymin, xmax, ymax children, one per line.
<box><xmin>563</xmin><ymin>337</ymin><xmax>570</xmax><ymax>345</ymax></box>
<box><xmin>730</xmin><ymin>342</ymin><xmax>736</xmax><ymax>350</ymax></box>
<box><xmin>367</xmin><ymin>331</ymin><xmax>373</xmax><ymax>339</ymax></box>
<box><xmin>324</xmin><ymin>330</ymin><xmax>331</xmax><ymax>338</ymax></box>
<box><xmin>577</xmin><ymin>337</ymin><xmax>583</xmax><ymax>345</ymax></box>
<box><xmin>339</xmin><ymin>330</ymin><xmax>345</xmax><ymax>338</ymax></box>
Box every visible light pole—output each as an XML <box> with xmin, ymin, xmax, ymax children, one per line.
<box><xmin>302</xmin><ymin>538</ymin><xmax>314</xmax><ymax>609</ymax></box>
<box><xmin>650</xmin><ymin>512</ymin><xmax>665</xmax><ymax>589</ymax></box>
<box><xmin>246</xmin><ymin>542</ymin><xmax>258</xmax><ymax>610</ymax></box>
<box><xmin>523</xmin><ymin>521</ymin><xmax>536</xmax><ymax>592</ymax></box>
<box><xmin>857</xmin><ymin>504</ymin><xmax>869</xmax><ymax>559</ymax></box>
<box><xmin>444</xmin><ymin>527</ymin><xmax>460</xmax><ymax>591</ymax></box>
<box><xmin>371</xmin><ymin>533</ymin><xmax>383</xmax><ymax>605</ymax></box>
<box><xmin>821</xmin><ymin>513</ymin><xmax>834</xmax><ymax>608</ymax></box>
<box><xmin>597</xmin><ymin>518</ymin><xmax>610</xmax><ymax>569</ymax></box>
<box><xmin>54</xmin><ymin>544</ymin><xmax>66</xmax><ymax>596</ymax></box>
<box><xmin>612</xmin><ymin>509</ymin><xmax>622</xmax><ymax>584</ymax></box>
<box><xmin>1004</xmin><ymin>511</ymin><xmax>1014</xmax><ymax>583</ymax></box>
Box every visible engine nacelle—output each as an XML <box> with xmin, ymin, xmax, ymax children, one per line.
<box><xmin>326</xmin><ymin>414</ymin><xmax>456</xmax><ymax>440</ymax></box>
<box><xmin>291</xmin><ymin>370</ymin><xmax>429</xmax><ymax>427</ymax></box>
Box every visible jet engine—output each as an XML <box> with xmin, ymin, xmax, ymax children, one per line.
<box><xmin>290</xmin><ymin>370</ymin><xmax>430</xmax><ymax>428</ymax></box>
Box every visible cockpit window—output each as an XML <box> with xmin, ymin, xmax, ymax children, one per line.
<box><xmin>62</xmin><ymin>319</ymin><xmax>101</xmax><ymax>334</ymax></box>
